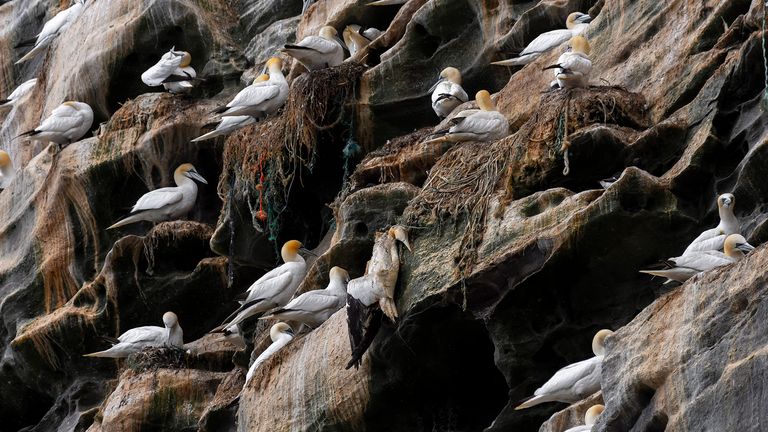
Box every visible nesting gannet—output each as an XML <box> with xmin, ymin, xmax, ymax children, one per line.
<box><xmin>210</xmin><ymin>58</ymin><xmax>288</xmax><ymax>118</ymax></box>
<box><xmin>346</xmin><ymin>226</ymin><xmax>411</xmax><ymax>369</ymax></box>
<box><xmin>281</xmin><ymin>26</ymin><xmax>345</xmax><ymax>71</ymax></box>
<box><xmin>429</xmin><ymin>67</ymin><xmax>469</xmax><ymax>119</ymax></box>
<box><xmin>564</xmin><ymin>404</ymin><xmax>605</xmax><ymax>432</ymax></box>
<box><xmin>0</xmin><ymin>151</ymin><xmax>15</xmax><ymax>190</ymax></box>
<box><xmin>0</xmin><ymin>79</ymin><xmax>37</xmax><ymax>109</ymax></box>
<box><xmin>83</xmin><ymin>312</ymin><xmax>183</xmax><ymax>358</ymax></box>
<box><xmin>141</xmin><ymin>48</ymin><xmax>197</xmax><ymax>93</ymax></box>
<box><xmin>544</xmin><ymin>35</ymin><xmax>592</xmax><ymax>89</ymax></box>
<box><xmin>640</xmin><ymin>234</ymin><xmax>753</xmax><ymax>283</ymax></box>
<box><xmin>343</xmin><ymin>25</ymin><xmax>383</xmax><ymax>56</ymax></box>
<box><xmin>15</xmin><ymin>0</ymin><xmax>85</xmax><ymax>64</ymax></box>
<box><xmin>261</xmin><ymin>266</ymin><xmax>349</xmax><ymax>328</ymax></box>
<box><xmin>423</xmin><ymin>90</ymin><xmax>509</xmax><ymax>144</ymax></box>
<box><xmin>492</xmin><ymin>12</ymin><xmax>592</xmax><ymax>67</ymax></box>
<box><xmin>683</xmin><ymin>193</ymin><xmax>739</xmax><ymax>255</ymax></box>
<box><xmin>17</xmin><ymin>101</ymin><xmax>93</xmax><ymax>147</ymax></box>
<box><xmin>212</xmin><ymin>240</ymin><xmax>311</xmax><ymax>331</ymax></box>
<box><xmin>107</xmin><ymin>163</ymin><xmax>207</xmax><ymax>229</ymax></box>
<box><xmin>516</xmin><ymin>329</ymin><xmax>613</xmax><ymax>410</ymax></box>
<box><xmin>244</xmin><ymin>322</ymin><xmax>294</xmax><ymax>386</ymax></box>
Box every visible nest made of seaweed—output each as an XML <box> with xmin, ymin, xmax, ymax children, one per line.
<box><xmin>126</xmin><ymin>346</ymin><xmax>188</xmax><ymax>372</ymax></box>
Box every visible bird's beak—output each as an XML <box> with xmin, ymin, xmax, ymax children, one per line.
<box><xmin>722</xmin><ymin>197</ymin><xmax>732</xmax><ymax>208</ymax></box>
<box><xmin>285</xmin><ymin>327</ymin><xmax>295</xmax><ymax>336</ymax></box>
<box><xmin>736</xmin><ymin>242</ymin><xmax>755</xmax><ymax>253</ymax></box>
<box><xmin>576</xmin><ymin>14</ymin><xmax>592</xmax><ymax>24</ymax></box>
<box><xmin>186</xmin><ymin>170</ymin><xmax>208</xmax><ymax>184</ymax></box>
<box><xmin>299</xmin><ymin>247</ymin><xmax>317</xmax><ymax>257</ymax></box>
<box><xmin>427</xmin><ymin>78</ymin><xmax>443</xmax><ymax>93</ymax></box>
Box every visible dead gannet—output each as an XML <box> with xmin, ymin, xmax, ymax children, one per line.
<box><xmin>544</xmin><ymin>35</ymin><xmax>592</xmax><ymax>89</ymax></box>
<box><xmin>0</xmin><ymin>79</ymin><xmax>37</xmax><ymax>109</ymax></box>
<box><xmin>107</xmin><ymin>163</ymin><xmax>207</xmax><ymax>229</ymax></box>
<box><xmin>244</xmin><ymin>322</ymin><xmax>294</xmax><ymax>386</ymax></box>
<box><xmin>0</xmin><ymin>151</ymin><xmax>15</xmax><ymax>190</ymax></box>
<box><xmin>282</xmin><ymin>26</ymin><xmax>345</xmax><ymax>71</ymax></box>
<box><xmin>210</xmin><ymin>58</ymin><xmax>288</xmax><ymax>118</ymax></box>
<box><xmin>83</xmin><ymin>311</ymin><xmax>183</xmax><ymax>358</ymax></box>
<box><xmin>15</xmin><ymin>0</ymin><xmax>86</xmax><ymax>64</ymax></box>
<box><xmin>564</xmin><ymin>404</ymin><xmax>605</xmax><ymax>432</ymax></box>
<box><xmin>492</xmin><ymin>12</ymin><xmax>592</xmax><ymax>67</ymax></box>
<box><xmin>261</xmin><ymin>266</ymin><xmax>349</xmax><ymax>328</ymax></box>
<box><xmin>141</xmin><ymin>47</ymin><xmax>197</xmax><ymax>93</ymax></box>
<box><xmin>516</xmin><ymin>329</ymin><xmax>613</xmax><ymax>410</ymax></box>
<box><xmin>683</xmin><ymin>193</ymin><xmax>739</xmax><ymax>255</ymax></box>
<box><xmin>212</xmin><ymin>240</ymin><xmax>312</xmax><ymax>331</ymax></box>
<box><xmin>343</xmin><ymin>25</ymin><xmax>383</xmax><ymax>56</ymax></box>
<box><xmin>429</xmin><ymin>67</ymin><xmax>469</xmax><ymax>119</ymax></box>
<box><xmin>640</xmin><ymin>234</ymin><xmax>753</xmax><ymax>283</ymax></box>
<box><xmin>346</xmin><ymin>226</ymin><xmax>411</xmax><ymax>369</ymax></box>
<box><xmin>17</xmin><ymin>101</ymin><xmax>93</xmax><ymax>147</ymax></box>
<box><xmin>423</xmin><ymin>90</ymin><xmax>509</xmax><ymax>144</ymax></box>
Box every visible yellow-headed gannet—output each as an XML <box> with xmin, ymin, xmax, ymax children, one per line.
<box><xmin>343</xmin><ymin>25</ymin><xmax>383</xmax><ymax>56</ymax></box>
<box><xmin>516</xmin><ymin>329</ymin><xmax>613</xmax><ymax>410</ymax></box>
<box><xmin>564</xmin><ymin>404</ymin><xmax>605</xmax><ymax>432</ymax></box>
<box><xmin>107</xmin><ymin>163</ymin><xmax>207</xmax><ymax>229</ymax></box>
<box><xmin>282</xmin><ymin>26</ymin><xmax>345</xmax><ymax>71</ymax></box>
<box><xmin>83</xmin><ymin>312</ymin><xmax>183</xmax><ymax>358</ymax></box>
<box><xmin>544</xmin><ymin>35</ymin><xmax>592</xmax><ymax>89</ymax></box>
<box><xmin>261</xmin><ymin>266</ymin><xmax>349</xmax><ymax>328</ymax></box>
<box><xmin>430</xmin><ymin>67</ymin><xmax>469</xmax><ymax>119</ymax></box>
<box><xmin>141</xmin><ymin>48</ymin><xmax>197</xmax><ymax>93</ymax></box>
<box><xmin>244</xmin><ymin>322</ymin><xmax>294</xmax><ymax>386</ymax></box>
<box><xmin>0</xmin><ymin>79</ymin><xmax>37</xmax><ymax>109</ymax></box>
<box><xmin>17</xmin><ymin>101</ymin><xmax>93</xmax><ymax>147</ymax></box>
<box><xmin>492</xmin><ymin>12</ymin><xmax>591</xmax><ymax>67</ymax></box>
<box><xmin>211</xmin><ymin>58</ymin><xmax>288</xmax><ymax>118</ymax></box>
<box><xmin>15</xmin><ymin>0</ymin><xmax>85</xmax><ymax>64</ymax></box>
<box><xmin>0</xmin><ymin>151</ymin><xmax>15</xmax><ymax>190</ymax></box>
<box><xmin>346</xmin><ymin>226</ymin><xmax>411</xmax><ymax>369</ymax></box>
<box><xmin>640</xmin><ymin>234</ymin><xmax>753</xmax><ymax>283</ymax></box>
<box><xmin>212</xmin><ymin>240</ymin><xmax>312</xmax><ymax>332</ymax></box>
<box><xmin>423</xmin><ymin>90</ymin><xmax>509</xmax><ymax>145</ymax></box>
<box><xmin>683</xmin><ymin>193</ymin><xmax>739</xmax><ymax>255</ymax></box>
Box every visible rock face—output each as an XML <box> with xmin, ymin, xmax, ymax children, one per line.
<box><xmin>0</xmin><ymin>0</ymin><xmax>766</xmax><ymax>431</ymax></box>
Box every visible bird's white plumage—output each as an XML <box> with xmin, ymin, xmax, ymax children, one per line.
<box><xmin>263</xmin><ymin>267</ymin><xmax>348</xmax><ymax>328</ymax></box>
<box><xmin>191</xmin><ymin>116</ymin><xmax>256</xmax><ymax>142</ymax></box>
<box><xmin>1</xmin><ymin>79</ymin><xmax>37</xmax><ymax>108</ymax></box>
<box><xmin>26</xmin><ymin>101</ymin><xmax>93</xmax><ymax>145</ymax></box>
<box><xmin>447</xmin><ymin>110</ymin><xmax>509</xmax><ymax>141</ymax></box>
<box><xmin>244</xmin><ymin>323</ymin><xmax>294</xmax><ymax>385</ymax></box>
<box><xmin>131</xmin><ymin>187</ymin><xmax>184</xmax><ymax>212</ymax></box>
<box><xmin>283</xmin><ymin>29</ymin><xmax>345</xmax><ymax>70</ymax></box>
<box><xmin>16</xmin><ymin>0</ymin><xmax>84</xmax><ymax>64</ymax></box>
<box><xmin>431</xmin><ymin>80</ymin><xmax>468</xmax><ymax>119</ymax></box>
<box><xmin>492</xmin><ymin>13</ymin><xmax>590</xmax><ymax>67</ymax></box>
<box><xmin>683</xmin><ymin>194</ymin><xmax>739</xmax><ymax>254</ymax></box>
<box><xmin>142</xmin><ymin>50</ymin><xmax>186</xmax><ymax>86</ymax></box>
<box><xmin>84</xmin><ymin>312</ymin><xmax>183</xmax><ymax>358</ymax></box>
<box><xmin>220</xmin><ymin>84</ymin><xmax>281</xmax><ymax>117</ymax></box>
<box><xmin>552</xmin><ymin>51</ymin><xmax>592</xmax><ymax>89</ymax></box>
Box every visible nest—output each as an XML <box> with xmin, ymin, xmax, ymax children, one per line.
<box><xmin>126</xmin><ymin>346</ymin><xmax>188</xmax><ymax>372</ymax></box>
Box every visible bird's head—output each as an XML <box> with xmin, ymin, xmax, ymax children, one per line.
<box><xmin>179</xmin><ymin>51</ymin><xmax>192</xmax><ymax>67</ymax></box>
<box><xmin>585</xmin><ymin>404</ymin><xmax>605</xmax><ymax>425</ymax></box>
<box><xmin>570</xmin><ymin>35</ymin><xmax>591</xmax><ymax>55</ymax></box>
<box><xmin>440</xmin><ymin>67</ymin><xmax>462</xmax><ymax>85</ymax></box>
<box><xmin>0</xmin><ymin>151</ymin><xmax>12</xmax><ymax>168</ymax></box>
<box><xmin>271</xmin><ymin>322</ymin><xmax>294</xmax><ymax>341</ymax></box>
<box><xmin>592</xmin><ymin>329</ymin><xmax>613</xmax><ymax>356</ymax></box>
<box><xmin>320</xmin><ymin>26</ymin><xmax>338</xmax><ymax>40</ymax></box>
<box><xmin>718</xmin><ymin>193</ymin><xmax>735</xmax><ymax>210</ymax></box>
<box><xmin>566</xmin><ymin>12</ymin><xmax>592</xmax><ymax>28</ymax></box>
<box><xmin>387</xmin><ymin>225</ymin><xmax>412</xmax><ymax>251</ymax></box>
<box><xmin>475</xmin><ymin>90</ymin><xmax>496</xmax><ymax>112</ymax></box>
<box><xmin>724</xmin><ymin>234</ymin><xmax>754</xmax><ymax>258</ymax></box>
<box><xmin>176</xmin><ymin>163</ymin><xmax>208</xmax><ymax>184</ymax></box>
<box><xmin>330</xmin><ymin>266</ymin><xmax>350</xmax><ymax>284</ymax></box>
<box><xmin>162</xmin><ymin>311</ymin><xmax>179</xmax><ymax>328</ymax></box>
<box><xmin>254</xmin><ymin>73</ymin><xmax>270</xmax><ymax>83</ymax></box>
<box><xmin>265</xmin><ymin>57</ymin><xmax>283</xmax><ymax>74</ymax></box>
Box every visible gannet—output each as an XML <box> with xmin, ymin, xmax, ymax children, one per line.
<box><xmin>281</xmin><ymin>26</ymin><xmax>345</xmax><ymax>71</ymax></box>
<box><xmin>209</xmin><ymin>324</ymin><xmax>247</xmax><ymax>350</ymax></box>
<box><xmin>564</xmin><ymin>404</ymin><xmax>605</xmax><ymax>432</ymax></box>
<box><xmin>107</xmin><ymin>163</ymin><xmax>207</xmax><ymax>229</ymax></box>
<box><xmin>141</xmin><ymin>48</ymin><xmax>197</xmax><ymax>93</ymax></box>
<box><xmin>0</xmin><ymin>151</ymin><xmax>15</xmax><ymax>191</ymax></box>
<box><xmin>17</xmin><ymin>101</ymin><xmax>93</xmax><ymax>147</ymax></box>
<box><xmin>342</xmin><ymin>25</ymin><xmax>383</xmax><ymax>56</ymax></box>
<box><xmin>0</xmin><ymin>79</ymin><xmax>37</xmax><ymax>109</ymax></box>
<box><xmin>544</xmin><ymin>35</ymin><xmax>592</xmax><ymax>89</ymax></box>
<box><xmin>346</xmin><ymin>226</ymin><xmax>411</xmax><ymax>369</ymax></box>
<box><xmin>261</xmin><ymin>266</ymin><xmax>349</xmax><ymax>328</ymax></box>
<box><xmin>83</xmin><ymin>312</ymin><xmax>183</xmax><ymax>358</ymax></box>
<box><xmin>423</xmin><ymin>90</ymin><xmax>509</xmax><ymax>145</ymax></box>
<box><xmin>212</xmin><ymin>58</ymin><xmax>288</xmax><ymax>118</ymax></box>
<box><xmin>492</xmin><ymin>12</ymin><xmax>592</xmax><ymax>67</ymax></box>
<box><xmin>15</xmin><ymin>0</ymin><xmax>85</xmax><ymax>64</ymax></box>
<box><xmin>244</xmin><ymin>322</ymin><xmax>294</xmax><ymax>386</ymax></box>
<box><xmin>640</xmin><ymin>234</ymin><xmax>753</xmax><ymax>283</ymax></box>
<box><xmin>516</xmin><ymin>329</ymin><xmax>613</xmax><ymax>410</ymax></box>
<box><xmin>429</xmin><ymin>67</ymin><xmax>469</xmax><ymax>119</ymax></box>
<box><xmin>683</xmin><ymin>193</ymin><xmax>739</xmax><ymax>255</ymax></box>
<box><xmin>212</xmin><ymin>240</ymin><xmax>311</xmax><ymax>331</ymax></box>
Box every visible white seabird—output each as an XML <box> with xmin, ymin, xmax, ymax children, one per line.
<box><xmin>640</xmin><ymin>233</ymin><xmax>754</xmax><ymax>283</ymax></box>
<box><xmin>492</xmin><ymin>12</ymin><xmax>592</xmax><ymax>67</ymax></box>
<box><xmin>346</xmin><ymin>225</ymin><xmax>411</xmax><ymax>369</ymax></box>
<box><xmin>423</xmin><ymin>90</ymin><xmax>509</xmax><ymax>144</ymax></box>
<box><xmin>83</xmin><ymin>311</ymin><xmax>184</xmax><ymax>358</ymax></box>
<box><xmin>244</xmin><ymin>322</ymin><xmax>294</xmax><ymax>386</ymax></box>
<box><xmin>141</xmin><ymin>47</ymin><xmax>197</xmax><ymax>93</ymax></box>
<box><xmin>261</xmin><ymin>266</ymin><xmax>350</xmax><ymax>328</ymax></box>
<box><xmin>17</xmin><ymin>101</ymin><xmax>93</xmax><ymax>147</ymax></box>
<box><xmin>212</xmin><ymin>240</ymin><xmax>311</xmax><ymax>331</ymax></box>
<box><xmin>429</xmin><ymin>67</ymin><xmax>469</xmax><ymax>119</ymax></box>
<box><xmin>683</xmin><ymin>193</ymin><xmax>739</xmax><ymax>255</ymax></box>
<box><xmin>0</xmin><ymin>151</ymin><xmax>15</xmax><ymax>190</ymax></box>
<box><xmin>544</xmin><ymin>35</ymin><xmax>592</xmax><ymax>89</ymax></box>
<box><xmin>281</xmin><ymin>26</ymin><xmax>345</xmax><ymax>71</ymax></box>
<box><xmin>15</xmin><ymin>0</ymin><xmax>86</xmax><ymax>64</ymax></box>
<box><xmin>343</xmin><ymin>25</ymin><xmax>383</xmax><ymax>56</ymax></box>
<box><xmin>0</xmin><ymin>79</ymin><xmax>37</xmax><ymax>109</ymax></box>
<box><xmin>564</xmin><ymin>404</ymin><xmax>605</xmax><ymax>432</ymax></box>
<box><xmin>211</xmin><ymin>58</ymin><xmax>288</xmax><ymax>118</ymax></box>
<box><xmin>516</xmin><ymin>329</ymin><xmax>613</xmax><ymax>410</ymax></box>
<box><xmin>107</xmin><ymin>163</ymin><xmax>208</xmax><ymax>229</ymax></box>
